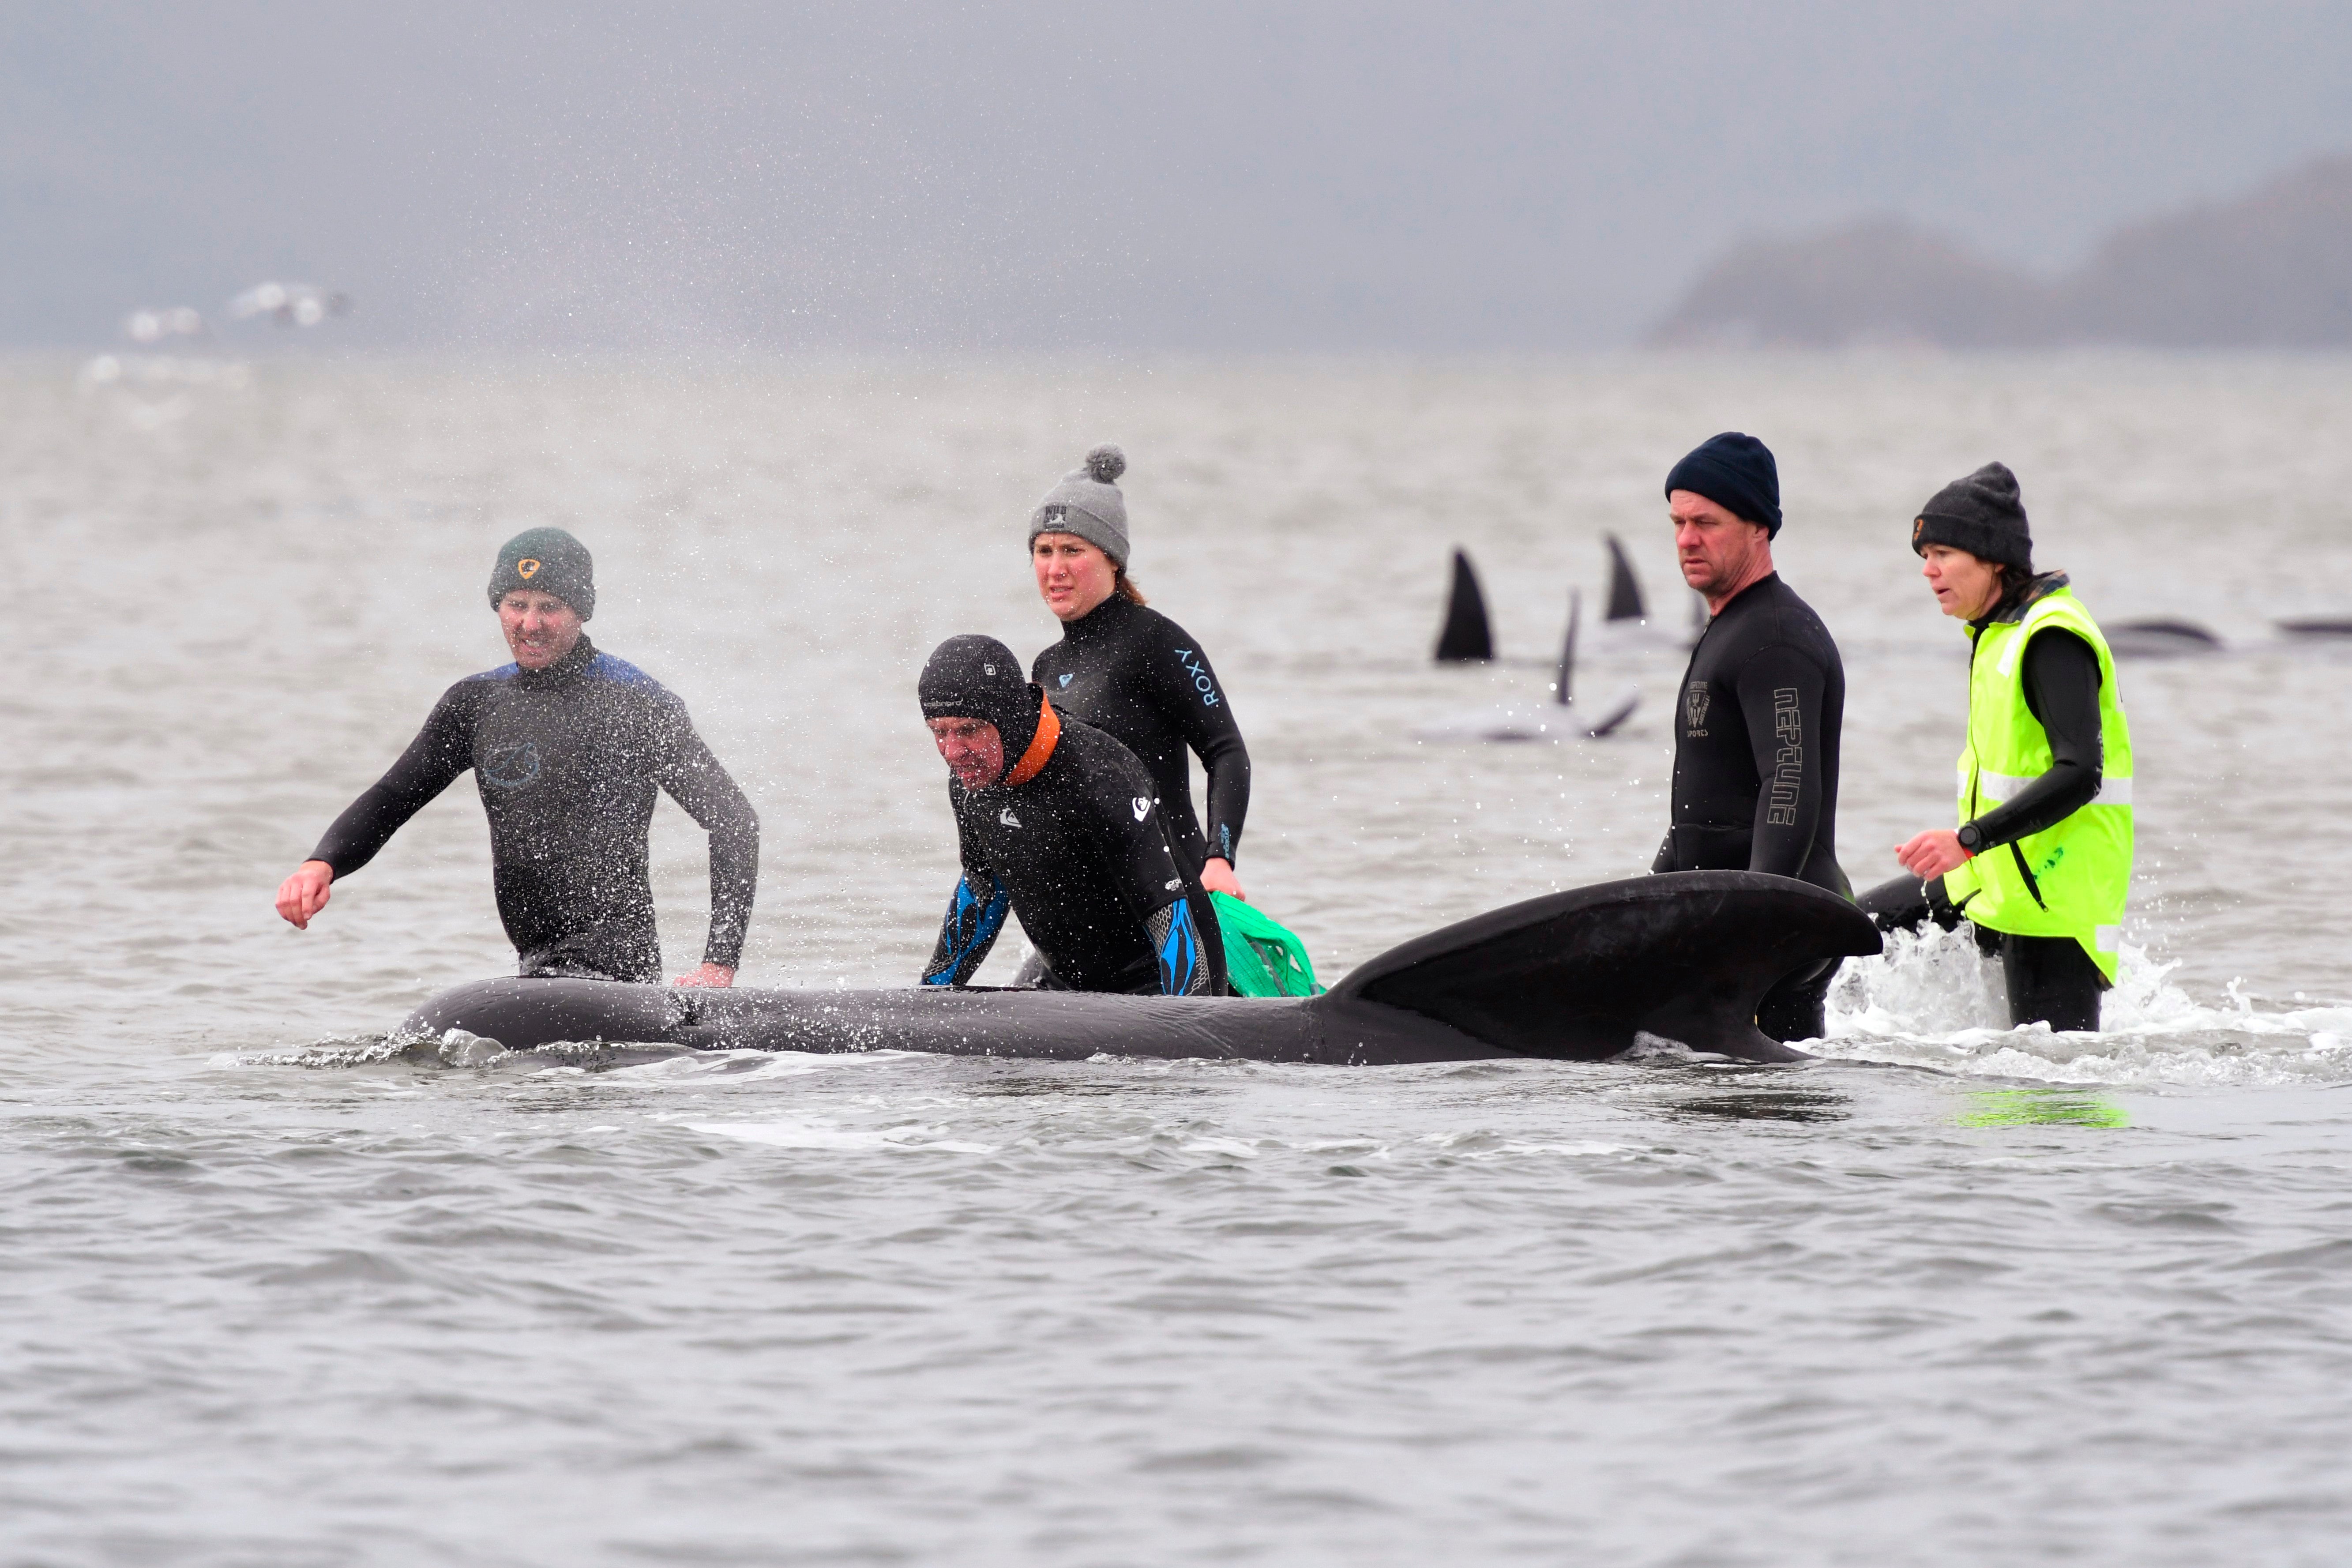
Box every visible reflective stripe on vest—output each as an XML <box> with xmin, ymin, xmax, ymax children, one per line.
<box><xmin>1976</xmin><ymin>771</ymin><xmax>2134</xmax><ymax>807</ymax></box>
<box><xmin>1947</xmin><ymin>586</ymin><xmax>2136</xmax><ymax>982</ymax></box>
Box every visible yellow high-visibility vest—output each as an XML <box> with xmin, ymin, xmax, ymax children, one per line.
<box><xmin>1941</xmin><ymin>584</ymin><xmax>2134</xmax><ymax>981</ymax></box>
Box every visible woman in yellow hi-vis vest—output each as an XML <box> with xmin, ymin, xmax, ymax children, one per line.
<box><xmin>1857</xmin><ymin>462</ymin><xmax>2133</xmax><ymax>1032</ymax></box>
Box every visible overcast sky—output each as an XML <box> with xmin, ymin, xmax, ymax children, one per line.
<box><xmin>6</xmin><ymin>0</ymin><xmax>2351</xmax><ymax>351</ymax></box>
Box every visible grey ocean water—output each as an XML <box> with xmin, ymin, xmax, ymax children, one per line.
<box><xmin>6</xmin><ymin>354</ymin><xmax>2352</xmax><ymax>1564</ymax></box>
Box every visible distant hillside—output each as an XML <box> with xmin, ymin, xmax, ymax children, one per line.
<box><xmin>1649</xmin><ymin>156</ymin><xmax>2352</xmax><ymax>348</ymax></box>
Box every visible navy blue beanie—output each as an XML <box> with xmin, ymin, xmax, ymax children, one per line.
<box><xmin>1664</xmin><ymin>432</ymin><xmax>1782</xmax><ymax>538</ymax></box>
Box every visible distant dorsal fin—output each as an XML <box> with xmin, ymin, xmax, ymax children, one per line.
<box><xmin>1434</xmin><ymin>548</ymin><xmax>1494</xmax><ymax>662</ymax></box>
<box><xmin>1555</xmin><ymin>587</ymin><xmax>1580</xmax><ymax>706</ymax></box>
<box><xmin>1604</xmin><ymin>534</ymin><xmax>1646</xmax><ymax>623</ymax></box>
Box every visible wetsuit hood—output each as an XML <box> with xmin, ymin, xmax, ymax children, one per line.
<box><xmin>920</xmin><ymin>634</ymin><xmax>1043</xmax><ymax>772</ymax></box>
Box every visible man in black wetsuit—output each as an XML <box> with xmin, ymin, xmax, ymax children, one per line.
<box><xmin>1652</xmin><ymin>432</ymin><xmax>1850</xmax><ymax>1042</ymax></box>
<box><xmin>274</xmin><ymin>528</ymin><xmax>759</xmax><ymax>986</ymax></box>
<box><xmin>917</xmin><ymin>635</ymin><xmax>1224</xmax><ymax>996</ymax></box>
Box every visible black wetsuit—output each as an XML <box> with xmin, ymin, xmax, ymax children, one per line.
<box><xmin>1858</xmin><ymin>611</ymin><xmax>2108</xmax><ymax>1030</ymax></box>
<box><xmin>1031</xmin><ymin>595</ymin><xmax>1250</xmax><ymax>875</ymax></box>
<box><xmin>1653</xmin><ymin>572</ymin><xmax>1848</xmax><ymax>1041</ymax></box>
<box><xmin>923</xmin><ymin>716</ymin><xmax>1224</xmax><ymax>996</ymax></box>
<box><xmin>311</xmin><ymin>637</ymin><xmax>759</xmax><ymax>983</ymax></box>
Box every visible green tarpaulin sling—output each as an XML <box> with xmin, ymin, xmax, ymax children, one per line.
<box><xmin>1211</xmin><ymin>892</ymin><xmax>1325</xmax><ymax>998</ymax></box>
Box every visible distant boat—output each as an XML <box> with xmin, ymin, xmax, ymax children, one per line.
<box><xmin>2275</xmin><ymin>618</ymin><xmax>2352</xmax><ymax>639</ymax></box>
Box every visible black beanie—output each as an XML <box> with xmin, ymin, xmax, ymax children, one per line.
<box><xmin>1912</xmin><ymin>462</ymin><xmax>2033</xmax><ymax>572</ymax></box>
<box><xmin>487</xmin><ymin>527</ymin><xmax>596</xmax><ymax>619</ymax></box>
<box><xmin>1665</xmin><ymin>432</ymin><xmax>1783</xmax><ymax>538</ymax></box>
<box><xmin>919</xmin><ymin>635</ymin><xmax>1042</xmax><ymax>768</ymax></box>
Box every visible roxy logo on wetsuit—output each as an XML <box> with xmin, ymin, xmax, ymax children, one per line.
<box><xmin>1172</xmin><ymin>648</ymin><xmax>1221</xmax><ymax>707</ymax></box>
<box><xmin>1029</xmin><ymin>592</ymin><xmax>1251</xmax><ymax>887</ymax></box>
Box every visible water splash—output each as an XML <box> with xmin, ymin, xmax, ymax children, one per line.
<box><xmin>1822</xmin><ymin>923</ymin><xmax>2352</xmax><ymax>1087</ymax></box>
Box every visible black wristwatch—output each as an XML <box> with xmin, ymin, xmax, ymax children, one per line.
<box><xmin>1955</xmin><ymin>821</ymin><xmax>1986</xmax><ymax>857</ymax></box>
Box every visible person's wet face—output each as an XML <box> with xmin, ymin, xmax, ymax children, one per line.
<box><xmin>1670</xmin><ymin>491</ymin><xmax>1770</xmax><ymax>600</ymax></box>
<box><xmin>1033</xmin><ymin>532</ymin><xmax>1118</xmax><ymax>622</ymax></box>
<box><xmin>1920</xmin><ymin>544</ymin><xmax>2003</xmax><ymax>620</ymax></box>
<box><xmin>498</xmin><ymin>590</ymin><xmax>584</xmax><ymax>669</ymax></box>
<box><xmin>928</xmin><ymin>716</ymin><xmax>1007</xmax><ymax>789</ymax></box>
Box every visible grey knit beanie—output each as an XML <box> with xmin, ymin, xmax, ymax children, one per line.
<box><xmin>1912</xmin><ymin>461</ymin><xmax>2034</xmax><ymax>573</ymax></box>
<box><xmin>1027</xmin><ymin>445</ymin><xmax>1130</xmax><ymax>569</ymax></box>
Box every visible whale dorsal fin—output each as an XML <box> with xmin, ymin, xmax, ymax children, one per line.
<box><xmin>1323</xmin><ymin>871</ymin><xmax>1879</xmax><ymax>1061</ymax></box>
<box><xmin>1604</xmin><ymin>534</ymin><xmax>1646</xmax><ymax>623</ymax></box>
<box><xmin>1555</xmin><ymin>587</ymin><xmax>1579</xmax><ymax>706</ymax></box>
<box><xmin>1433</xmin><ymin>548</ymin><xmax>1494</xmax><ymax>662</ymax></box>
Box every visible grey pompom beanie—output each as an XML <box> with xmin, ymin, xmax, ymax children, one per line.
<box><xmin>1913</xmin><ymin>462</ymin><xmax>2033</xmax><ymax>573</ymax></box>
<box><xmin>1027</xmin><ymin>445</ymin><xmax>1130</xmax><ymax>569</ymax></box>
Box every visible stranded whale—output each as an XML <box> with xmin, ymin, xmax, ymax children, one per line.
<box><xmin>400</xmin><ymin>871</ymin><xmax>1880</xmax><ymax>1066</ymax></box>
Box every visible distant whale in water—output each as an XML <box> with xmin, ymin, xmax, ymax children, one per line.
<box><xmin>1433</xmin><ymin>547</ymin><xmax>1495</xmax><ymax>662</ymax></box>
<box><xmin>401</xmin><ymin>872</ymin><xmax>1881</xmax><ymax>1066</ymax></box>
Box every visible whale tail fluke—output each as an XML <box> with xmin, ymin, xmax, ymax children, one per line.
<box><xmin>1434</xmin><ymin>548</ymin><xmax>1494</xmax><ymax>662</ymax></box>
<box><xmin>1604</xmin><ymin>534</ymin><xmax>1645</xmax><ymax>623</ymax></box>
<box><xmin>1323</xmin><ymin>871</ymin><xmax>1880</xmax><ymax>1062</ymax></box>
<box><xmin>1580</xmin><ymin>687</ymin><xmax>1638</xmax><ymax>738</ymax></box>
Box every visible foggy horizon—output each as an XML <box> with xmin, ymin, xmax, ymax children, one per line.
<box><xmin>8</xmin><ymin>1</ymin><xmax>2352</xmax><ymax>353</ymax></box>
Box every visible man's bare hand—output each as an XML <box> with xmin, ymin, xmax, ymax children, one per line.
<box><xmin>276</xmin><ymin>861</ymin><xmax>335</xmax><ymax>929</ymax></box>
<box><xmin>1199</xmin><ymin>857</ymin><xmax>1247</xmax><ymax>901</ymax></box>
<box><xmin>1895</xmin><ymin>829</ymin><xmax>1971</xmax><ymax>880</ymax></box>
<box><xmin>673</xmin><ymin>963</ymin><xmax>736</xmax><ymax>989</ymax></box>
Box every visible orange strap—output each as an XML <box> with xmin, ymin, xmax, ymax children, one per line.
<box><xmin>1003</xmin><ymin>695</ymin><xmax>1061</xmax><ymax>787</ymax></box>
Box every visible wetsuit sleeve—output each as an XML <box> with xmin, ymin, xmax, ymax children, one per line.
<box><xmin>308</xmin><ymin>686</ymin><xmax>478</xmax><ymax>877</ymax></box>
<box><xmin>649</xmin><ymin>705</ymin><xmax>762</xmax><ymax>970</ymax></box>
<box><xmin>921</xmin><ymin>869</ymin><xmax>1011</xmax><ymax>986</ymax></box>
<box><xmin>1147</xmin><ymin>628</ymin><xmax>1251</xmax><ymax>864</ymax></box>
<box><xmin>1732</xmin><ymin>643</ymin><xmax>1831</xmax><ymax>879</ymax></box>
<box><xmin>1966</xmin><ymin>629</ymin><xmax>2103</xmax><ymax>852</ymax></box>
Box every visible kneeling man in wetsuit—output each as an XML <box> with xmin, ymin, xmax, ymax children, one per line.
<box><xmin>917</xmin><ymin>635</ymin><xmax>1225</xmax><ymax>996</ymax></box>
<box><xmin>1653</xmin><ymin>432</ymin><xmax>1852</xmax><ymax>1042</ymax></box>
<box><xmin>274</xmin><ymin>528</ymin><xmax>760</xmax><ymax>986</ymax></box>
